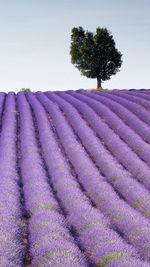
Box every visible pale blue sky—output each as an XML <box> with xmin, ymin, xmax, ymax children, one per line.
<box><xmin>0</xmin><ymin>0</ymin><xmax>149</xmax><ymax>92</ymax></box>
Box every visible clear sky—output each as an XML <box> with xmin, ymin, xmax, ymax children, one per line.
<box><xmin>0</xmin><ymin>0</ymin><xmax>149</xmax><ymax>92</ymax></box>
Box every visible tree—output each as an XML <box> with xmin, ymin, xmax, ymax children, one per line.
<box><xmin>70</xmin><ymin>27</ymin><xmax>122</xmax><ymax>89</ymax></box>
<box><xmin>20</xmin><ymin>88</ymin><xmax>31</xmax><ymax>93</ymax></box>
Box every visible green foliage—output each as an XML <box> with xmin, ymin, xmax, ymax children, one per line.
<box><xmin>20</xmin><ymin>88</ymin><xmax>31</xmax><ymax>93</ymax></box>
<box><xmin>70</xmin><ymin>27</ymin><xmax>123</xmax><ymax>88</ymax></box>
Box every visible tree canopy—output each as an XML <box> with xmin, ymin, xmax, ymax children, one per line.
<box><xmin>70</xmin><ymin>27</ymin><xmax>122</xmax><ymax>88</ymax></box>
<box><xmin>20</xmin><ymin>88</ymin><xmax>31</xmax><ymax>93</ymax></box>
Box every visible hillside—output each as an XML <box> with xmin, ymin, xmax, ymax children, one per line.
<box><xmin>0</xmin><ymin>89</ymin><xmax>150</xmax><ymax>267</ymax></box>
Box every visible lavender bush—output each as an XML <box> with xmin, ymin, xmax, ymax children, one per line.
<box><xmin>0</xmin><ymin>93</ymin><xmax>24</xmax><ymax>266</ymax></box>
<box><xmin>17</xmin><ymin>92</ymin><xmax>87</xmax><ymax>267</ymax></box>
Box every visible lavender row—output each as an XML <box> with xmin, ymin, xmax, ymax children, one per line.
<box><xmin>37</xmin><ymin>91</ymin><xmax>150</xmax><ymax>263</ymax></box>
<box><xmin>82</xmin><ymin>91</ymin><xmax>150</xmax><ymax>144</ymax></box>
<box><xmin>104</xmin><ymin>90</ymin><xmax>150</xmax><ymax>119</ymax></box>
<box><xmin>136</xmin><ymin>90</ymin><xmax>150</xmax><ymax>95</ymax></box>
<box><xmin>122</xmin><ymin>92</ymin><xmax>150</xmax><ymax>104</ymax></box>
<box><xmin>0</xmin><ymin>93</ymin><xmax>24</xmax><ymax>266</ymax></box>
<box><xmin>122</xmin><ymin>90</ymin><xmax>150</xmax><ymax>96</ymax></box>
<box><xmin>0</xmin><ymin>92</ymin><xmax>5</xmax><ymax>126</ymax></box>
<box><xmin>17</xmin><ymin>92</ymin><xmax>87</xmax><ymax>267</ymax></box>
<box><xmin>64</xmin><ymin>91</ymin><xmax>150</xmax><ymax>191</ymax></box>
<box><xmin>112</xmin><ymin>91</ymin><xmax>150</xmax><ymax>110</ymax></box>
<box><xmin>27</xmin><ymin>92</ymin><xmax>148</xmax><ymax>267</ymax></box>
<box><xmin>89</xmin><ymin>93</ymin><xmax>150</xmax><ymax>143</ymax></box>
<box><xmin>71</xmin><ymin>91</ymin><xmax>150</xmax><ymax>166</ymax></box>
<box><xmin>99</xmin><ymin>91</ymin><xmax>150</xmax><ymax>127</ymax></box>
<box><xmin>114</xmin><ymin>89</ymin><xmax>150</xmax><ymax>100</ymax></box>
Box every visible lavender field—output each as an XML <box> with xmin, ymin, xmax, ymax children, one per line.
<box><xmin>1</xmin><ymin>89</ymin><xmax>150</xmax><ymax>267</ymax></box>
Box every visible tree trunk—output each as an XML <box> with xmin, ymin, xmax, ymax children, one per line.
<box><xmin>97</xmin><ymin>77</ymin><xmax>102</xmax><ymax>89</ymax></box>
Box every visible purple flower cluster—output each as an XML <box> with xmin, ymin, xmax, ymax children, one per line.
<box><xmin>26</xmin><ymin>92</ymin><xmax>150</xmax><ymax>267</ymax></box>
<box><xmin>17</xmin><ymin>92</ymin><xmax>87</xmax><ymax>267</ymax></box>
<box><xmin>0</xmin><ymin>93</ymin><xmax>24</xmax><ymax>266</ymax></box>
